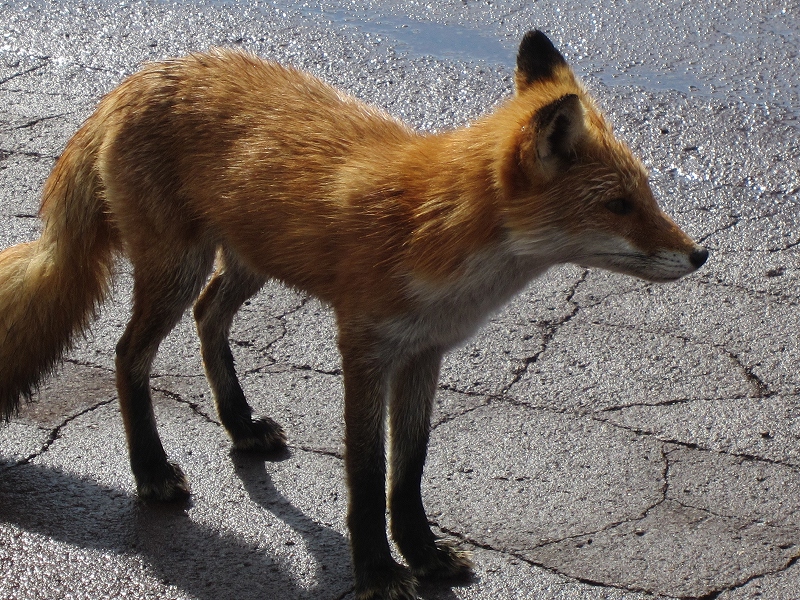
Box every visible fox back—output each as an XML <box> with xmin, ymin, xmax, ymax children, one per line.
<box><xmin>90</xmin><ymin>38</ymin><xmax>704</xmax><ymax>348</ymax></box>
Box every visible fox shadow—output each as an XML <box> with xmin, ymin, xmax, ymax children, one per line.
<box><xmin>235</xmin><ymin>452</ymin><xmax>475</xmax><ymax>600</ymax></box>
<box><xmin>0</xmin><ymin>453</ymin><xmax>468</xmax><ymax>600</ymax></box>
<box><xmin>0</xmin><ymin>454</ymin><xmax>351</xmax><ymax>600</ymax></box>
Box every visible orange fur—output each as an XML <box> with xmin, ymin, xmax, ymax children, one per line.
<box><xmin>0</xmin><ymin>120</ymin><xmax>117</xmax><ymax>419</ymax></box>
<box><xmin>0</xmin><ymin>31</ymin><xmax>707</xmax><ymax>600</ymax></box>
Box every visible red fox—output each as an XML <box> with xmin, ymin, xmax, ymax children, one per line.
<box><xmin>0</xmin><ymin>30</ymin><xmax>706</xmax><ymax>599</ymax></box>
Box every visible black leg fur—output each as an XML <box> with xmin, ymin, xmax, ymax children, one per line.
<box><xmin>340</xmin><ymin>338</ymin><xmax>419</xmax><ymax>600</ymax></box>
<box><xmin>194</xmin><ymin>251</ymin><xmax>286</xmax><ymax>453</ymax></box>
<box><xmin>389</xmin><ymin>348</ymin><xmax>473</xmax><ymax>580</ymax></box>
<box><xmin>115</xmin><ymin>244</ymin><xmax>214</xmax><ymax>501</ymax></box>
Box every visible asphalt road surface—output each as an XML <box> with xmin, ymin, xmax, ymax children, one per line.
<box><xmin>1</xmin><ymin>1</ymin><xmax>799</xmax><ymax>599</ymax></box>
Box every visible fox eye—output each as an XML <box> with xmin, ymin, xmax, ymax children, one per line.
<box><xmin>606</xmin><ymin>197</ymin><xmax>633</xmax><ymax>215</ymax></box>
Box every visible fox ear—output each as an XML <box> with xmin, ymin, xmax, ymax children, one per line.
<box><xmin>519</xmin><ymin>94</ymin><xmax>586</xmax><ymax>175</ymax></box>
<box><xmin>535</xmin><ymin>94</ymin><xmax>586</xmax><ymax>161</ymax></box>
<box><xmin>515</xmin><ymin>30</ymin><xmax>568</xmax><ymax>92</ymax></box>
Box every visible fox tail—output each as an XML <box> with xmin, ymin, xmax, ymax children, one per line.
<box><xmin>0</xmin><ymin>119</ymin><xmax>117</xmax><ymax>420</ymax></box>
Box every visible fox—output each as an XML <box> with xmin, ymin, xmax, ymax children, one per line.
<box><xmin>0</xmin><ymin>30</ymin><xmax>707</xmax><ymax>599</ymax></box>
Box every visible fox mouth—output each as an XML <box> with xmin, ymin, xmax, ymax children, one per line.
<box><xmin>638</xmin><ymin>272</ymin><xmax>691</xmax><ymax>283</ymax></box>
<box><xmin>577</xmin><ymin>248</ymin><xmax>707</xmax><ymax>282</ymax></box>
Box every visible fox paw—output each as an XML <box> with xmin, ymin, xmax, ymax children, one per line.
<box><xmin>355</xmin><ymin>562</ymin><xmax>419</xmax><ymax>600</ymax></box>
<box><xmin>136</xmin><ymin>461</ymin><xmax>190</xmax><ymax>502</ymax></box>
<box><xmin>231</xmin><ymin>416</ymin><xmax>287</xmax><ymax>453</ymax></box>
<box><xmin>409</xmin><ymin>539</ymin><xmax>474</xmax><ymax>581</ymax></box>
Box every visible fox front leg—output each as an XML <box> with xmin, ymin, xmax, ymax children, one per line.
<box><xmin>340</xmin><ymin>337</ymin><xmax>419</xmax><ymax>600</ymax></box>
<box><xmin>388</xmin><ymin>347</ymin><xmax>473</xmax><ymax>580</ymax></box>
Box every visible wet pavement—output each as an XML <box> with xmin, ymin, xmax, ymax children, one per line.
<box><xmin>1</xmin><ymin>1</ymin><xmax>799</xmax><ymax>598</ymax></box>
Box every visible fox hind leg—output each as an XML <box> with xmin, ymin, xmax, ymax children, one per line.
<box><xmin>389</xmin><ymin>347</ymin><xmax>473</xmax><ymax>580</ymax></box>
<box><xmin>193</xmin><ymin>248</ymin><xmax>285</xmax><ymax>453</ymax></box>
<box><xmin>116</xmin><ymin>243</ymin><xmax>216</xmax><ymax>501</ymax></box>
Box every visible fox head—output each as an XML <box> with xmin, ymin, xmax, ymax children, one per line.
<box><xmin>498</xmin><ymin>30</ymin><xmax>707</xmax><ymax>282</ymax></box>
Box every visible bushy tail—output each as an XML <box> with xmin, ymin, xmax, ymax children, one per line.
<box><xmin>0</xmin><ymin>119</ymin><xmax>118</xmax><ymax>420</ymax></box>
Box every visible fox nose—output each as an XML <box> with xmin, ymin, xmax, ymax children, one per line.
<box><xmin>689</xmin><ymin>247</ymin><xmax>709</xmax><ymax>269</ymax></box>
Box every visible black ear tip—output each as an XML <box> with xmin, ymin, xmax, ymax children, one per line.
<box><xmin>516</xmin><ymin>29</ymin><xmax>567</xmax><ymax>84</ymax></box>
<box><xmin>521</xmin><ymin>30</ymin><xmax>553</xmax><ymax>48</ymax></box>
<box><xmin>518</xmin><ymin>30</ymin><xmax>558</xmax><ymax>58</ymax></box>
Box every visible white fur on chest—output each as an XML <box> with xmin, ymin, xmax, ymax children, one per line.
<box><xmin>380</xmin><ymin>246</ymin><xmax>551</xmax><ymax>354</ymax></box>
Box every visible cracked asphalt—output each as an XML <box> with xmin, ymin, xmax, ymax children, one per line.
<box><xmin>1</xmin><ymin>1</ymin><xmax>799</xmax><ymax>599</ymax></box>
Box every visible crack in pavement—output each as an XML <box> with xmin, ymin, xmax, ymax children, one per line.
<box><xmin>152</xmin><ymin>385</ymin><xmax>219</xmax><ymax>426</ymax></box>
<box><xmin>723</xmin><ymin>347</ymin><xmax>771</xmax><ymax>397</ymax></box>
<box><xmin>0</xmin><ymin>147</ymin><xmax>60</xmax><ymax>160</ymax></box>
<box><xmin>563</xmin><ymin>316</ymin><xmax>777</xmax><ymax>400</ymax></box>
<box><xmin>499</xmin><ymin>270</ymin><xmax>589</xmax><ymax>396</ymax></box>
<box><xmin>599</xmin><ymin>395</ymin><xmax>723</xmax><ymax>413</ymax></box>
<box><xmin>290</xmin><ymin>444</ymin><xmax>343</xmax><ymax>461</ymax></box>
<box><xmin>658</xmin><ymin>446</ymin><xmax>800</xmax><ymax>530</ymax></box>
<box><xmin>159</xmin><ymin>382</ymin><xmax>346</xmax><ymax>461</ymax></box>
<box><xmin>0</xmin><ymin>359</ymin><xmax>117</xmax><ymax>470</ymax></box>
<box><xmin>695</xmin><ymin>274</ymin><xmax>800</xmax><ymax>307</ymax></box>
<box><xmin>430</xmin><ymin>518</ymin><xmax>681</xmax><ymax>600</ymax></box>
<box><xmin>689</xmin><ymin>553</ymin><xmax>800</xmax><ymax>600</ymax></box>
<box><xmin>669</xmin><ymin>494</ymin><xmax>800</xmax><ymax>534</ymax></box>
<box><xmin>150</xmin><ymin>379</ymin><xmax>345</xmax><ymax>460</ymax></box>
<box><xmin>591</xmin><ymin>413</ymin><xmax>800</xmax><ymax>470</ymax></box>
<box><xmin>63</xmin><ymin>357</ymin><xmax>114</xmax><ymax>372</ymax></box>
<box><xmin>578</xmin><ymin>271</ymin><xmax>800</xmax><ymax>314</ymax></box>
<box><xmin>0</xmin><ymin>60</ymin><xmax>48</xmax><ymax>87</ymax></box>
<box><xmin>516</xmin><ymin>443</ymin><xmax>671</xmax><ymax>552</ymax></box>
<box><xmin>769</xmin><ymin>236</ymin><xmax>800</xmax><ymax>253</ymax></box>
<box><xmin>431</xmin><ymin>392</ymin><xmax>491</xmax><ymax>431</ymax></box>
<box><xmin>236</xmin><ymin>295</ymin><xmax>315</xmax><ymax>376</ymax></box>
<box><xmin>697</xmin><ymin>214</ymin><xmax>742</xmax><ymax>245</ymax></box>
<box><xmin>288</xmin><ymin>363</ymin><xmax>342</xmax><ymax>377</ymax></box>
<box><xmin>1</xmin><ymin>396</ymin><xmax>116</xmax><ymax>472</ymax></box>
<box><xmin>8</xmin><ymin>113</ymin><xmax>70</xmax><ymax>131</ymax></box>
<box><xmin>433</xmin><ymin>383</ymin><xmax>800</xmax><ymax>473</ymax></box>
<box><xmin>430</xmin><ymin>439</ymin><xmax>800</xmax><ymax>599</ymax></box>
<box><xmin>593</xmin><ymin>386</ymin><xmax>799</xmax><ymax>415</ymax></box>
